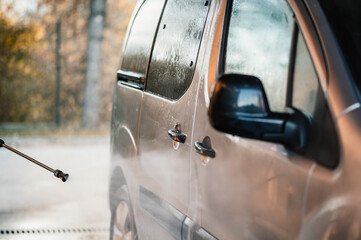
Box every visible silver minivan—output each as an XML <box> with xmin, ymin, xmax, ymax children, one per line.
<box><xmin>109</xmin><ymin>0</ymin><xmax>361</xmax><ymax>239</ymax></box>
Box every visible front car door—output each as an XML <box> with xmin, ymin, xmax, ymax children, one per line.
<box><xmin>190</xmin><ymin>0</ymin><xmax>339</xmax><ymax>239</ymax></box>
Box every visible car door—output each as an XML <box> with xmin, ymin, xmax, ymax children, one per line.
<box><xmin>189</xmin><ymin>0</ymin><xmax>336</xmax><ymax>239</ymax></box>
<box><xmin>136</xmin><ymin>0</ymin><xmax>211</xmax><ymax>239</ymax></box>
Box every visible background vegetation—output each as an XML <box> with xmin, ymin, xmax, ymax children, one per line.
<box><xmin>0</xmin><ymin>0</ymin><xmax>136</xmax><ymax>130</ymax></box>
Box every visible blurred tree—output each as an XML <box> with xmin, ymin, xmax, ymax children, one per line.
<box><xmin>0</xmin><ymin>0</ymin><xmax>136</xmax><ymax>127</ymax></box>
<box><xmin>37</xmin><ymin>0</ymin><xmax>135</xmax><ymax>127</ymax></box>
<box><xmin>55</xmin><ymin>18</ymin><xmax>61</xmax><ymax>126</ymax></box>
<box><xmin>82</xmin><ymin>0</ymin><xmax>105</xmax><ymax>128</ymax></box>
<box><xmin>36</xmin><ymin>0</ymin><xmax>90</xmax><ymax>126</ymax></box>
<box><xmin>0</xmin><ymin>8</ymin><xmax>53</xmax><ymax>123</ymax></box>
<box><xmin>99</xmin><ymin>0</ymin><xmax>136</xmax><ymax>123</ymax></box>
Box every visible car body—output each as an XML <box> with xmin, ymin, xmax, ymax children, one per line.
<box><xmin>109</xmin><ymin>0</ymin><xmax>361</xmax><ymax>239</ymax></box>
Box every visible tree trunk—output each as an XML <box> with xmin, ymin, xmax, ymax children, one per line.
<box><xmin>55</xmin><ymin>19</ymin><xmax>61</xmax><ymax>126</ymax></box>
<box><xmin>82</xmin><ymin>0</ymin><xmax>106</xmax><ymax>128</ymax></box>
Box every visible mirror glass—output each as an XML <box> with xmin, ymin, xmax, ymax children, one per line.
<box><xmin>212</xmin><ymin>74</ymin><xmax>270</xmax><ymax>117</ymax></box>
<box><xmin>236</xmin><ymin>88</ymin><xmax>268</xmax><ymax>116</ymax></box>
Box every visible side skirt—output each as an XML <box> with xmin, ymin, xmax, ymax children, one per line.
<box><xmin>139</xmin><ymin>186</ymin><xmax>217</xmax><ymax>240</ymax></box>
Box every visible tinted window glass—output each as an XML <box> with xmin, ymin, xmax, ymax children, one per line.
<box><xmin>146</xmin><ymin>0</ymin><xmax>210</xmax><ymax>100</ymax></box>
<box><xmin>121</xmin><ymin>0</ymin><xmax>165</xmax><ymax>75</ymax></box>
<box><xmin>224</xmin><ymin>0</ymin><xmax>294</xmax><ymax>112</ymax></box>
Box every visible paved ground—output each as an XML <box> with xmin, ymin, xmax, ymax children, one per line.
<box><xmin>0</xmin><ymin>137</ymin><xmax>111</xmax><ymax>239</ymax></box>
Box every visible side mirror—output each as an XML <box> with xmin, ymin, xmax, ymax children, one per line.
<box><xmin>209</xmin><ymin>74</ymin><xmax>309</xmax><ymax>152</ymax></box>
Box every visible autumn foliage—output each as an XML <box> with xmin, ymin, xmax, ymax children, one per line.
<box><xmin>0</xmin><ymin>9</ymin><xmax>53</xmax><ymax>123</ymax></box>
<box><xmin>0</xmin><ymin>0</ymin><xmax>135</xmax><ymax>127</ymax></box>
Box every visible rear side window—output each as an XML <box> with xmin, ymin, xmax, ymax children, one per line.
<box><xmin>292</xmin><ymin>33</ymin><xmax>319</xmax><ymax>119</ymax></box>
<box><xmin>146</xmin><ymin>0</ymin><xmax>211</xmax><ymax>100</ymax></box>
<box><xmin>121</xmin><ymin>0</ymin><xmax>165</xmax><ymax>75</ymax></box>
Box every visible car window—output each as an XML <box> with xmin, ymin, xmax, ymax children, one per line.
<box><xmin>145</xmin><ymin>0</ymin><xmax>210</xmax><ymax>100</ymax></box>
<box><xmin>292</xmin><ymin>33</ymin><xmax>319</xmax><ymax>119</ymax></box>
<box><xmin>222</xmin><ymin>0</ymin><xmax>339</xmax><ymax>167</ymax></box>
<box><xmin>224</xmin><ymin>0</ymin><xmax>294</xmax><ymax>112</ymax></box>
<box><xmin>292</xmin><ymin>31</ymin><xmax>339</xmax><ymax>168</ymax></box>
<box><xmin>120</xmin><ymin>0</ymin><xmax>165</xmax><ymax>75</ymax></box>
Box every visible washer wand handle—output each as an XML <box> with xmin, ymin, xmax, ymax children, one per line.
<box><xmin>0</xmin><ymin>139</ymin><xmax>69</xmax><ymax>182</ymax></box>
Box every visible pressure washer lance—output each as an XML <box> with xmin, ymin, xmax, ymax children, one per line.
<box><xmin>0</xmin><ymin>139</ymin><xmax>69</xmax><ymax>182</ymax></box>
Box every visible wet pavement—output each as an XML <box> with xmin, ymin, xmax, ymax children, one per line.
<box><xmin>0</xmin><ymin>137</ymin><xmax>110</xmax><ymax>239</ymax></box>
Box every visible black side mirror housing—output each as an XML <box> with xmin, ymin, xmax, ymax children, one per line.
<box><xmin>209</xmin><ymin>74</ymin><xmax>309</xmax><ymax>152</ymax></box>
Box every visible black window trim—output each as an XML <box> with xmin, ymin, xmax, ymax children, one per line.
<box><xmin>285</xmin><ymin>23</ymin><xmax>299</xmax><ymax>107</ymax></box>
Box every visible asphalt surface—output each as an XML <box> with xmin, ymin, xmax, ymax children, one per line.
<box><xmin>0</xmin><ymin>137</ymin><xmax>111</xmax><ymax>240</ymax></box>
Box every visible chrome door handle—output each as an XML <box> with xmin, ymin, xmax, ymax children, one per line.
<box><xmin>168</xmin><ymin>123</ymin><xmax>187</xmax><ymax>143</ymax></box>
<box><xmin>195</xmin><ymin>136</ymin><xmax>215</xmax><ymax>158</ymax></box>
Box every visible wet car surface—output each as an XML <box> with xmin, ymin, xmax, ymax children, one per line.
<box><xmin>110</xmin><ymin>0</ymin><xmax>361</xmax><ymax>239</ymax></box>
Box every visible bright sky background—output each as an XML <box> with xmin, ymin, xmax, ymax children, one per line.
<box><xmin>2</xmin><ymin>0</ymin><xmax>39</xmax><ymax>17</ymax></box>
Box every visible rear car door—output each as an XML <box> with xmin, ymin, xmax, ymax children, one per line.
<box><xmin>136</xmin><ymin>0</ymin><xmax>211</xmax><ymax>239</ymax></box>
<box><xmin>190</xmin><ymin>0</ymin><xmax>338</xmax><ymax>239</ymax></box>
<box><xmin>110</xmin><ymin>0</ymin><xmax>166</xmax><ymax>239</ymax></box>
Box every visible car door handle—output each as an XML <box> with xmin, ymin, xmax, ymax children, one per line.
<box><xmin>195</xmin><ymin>136</ymin><xmax>216</xmax><ymax>158</ymax></box>
<box><xmin>168</xmin><ymin>123</ymin><xmax>187</xmax><ymax>143</ymax></box>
